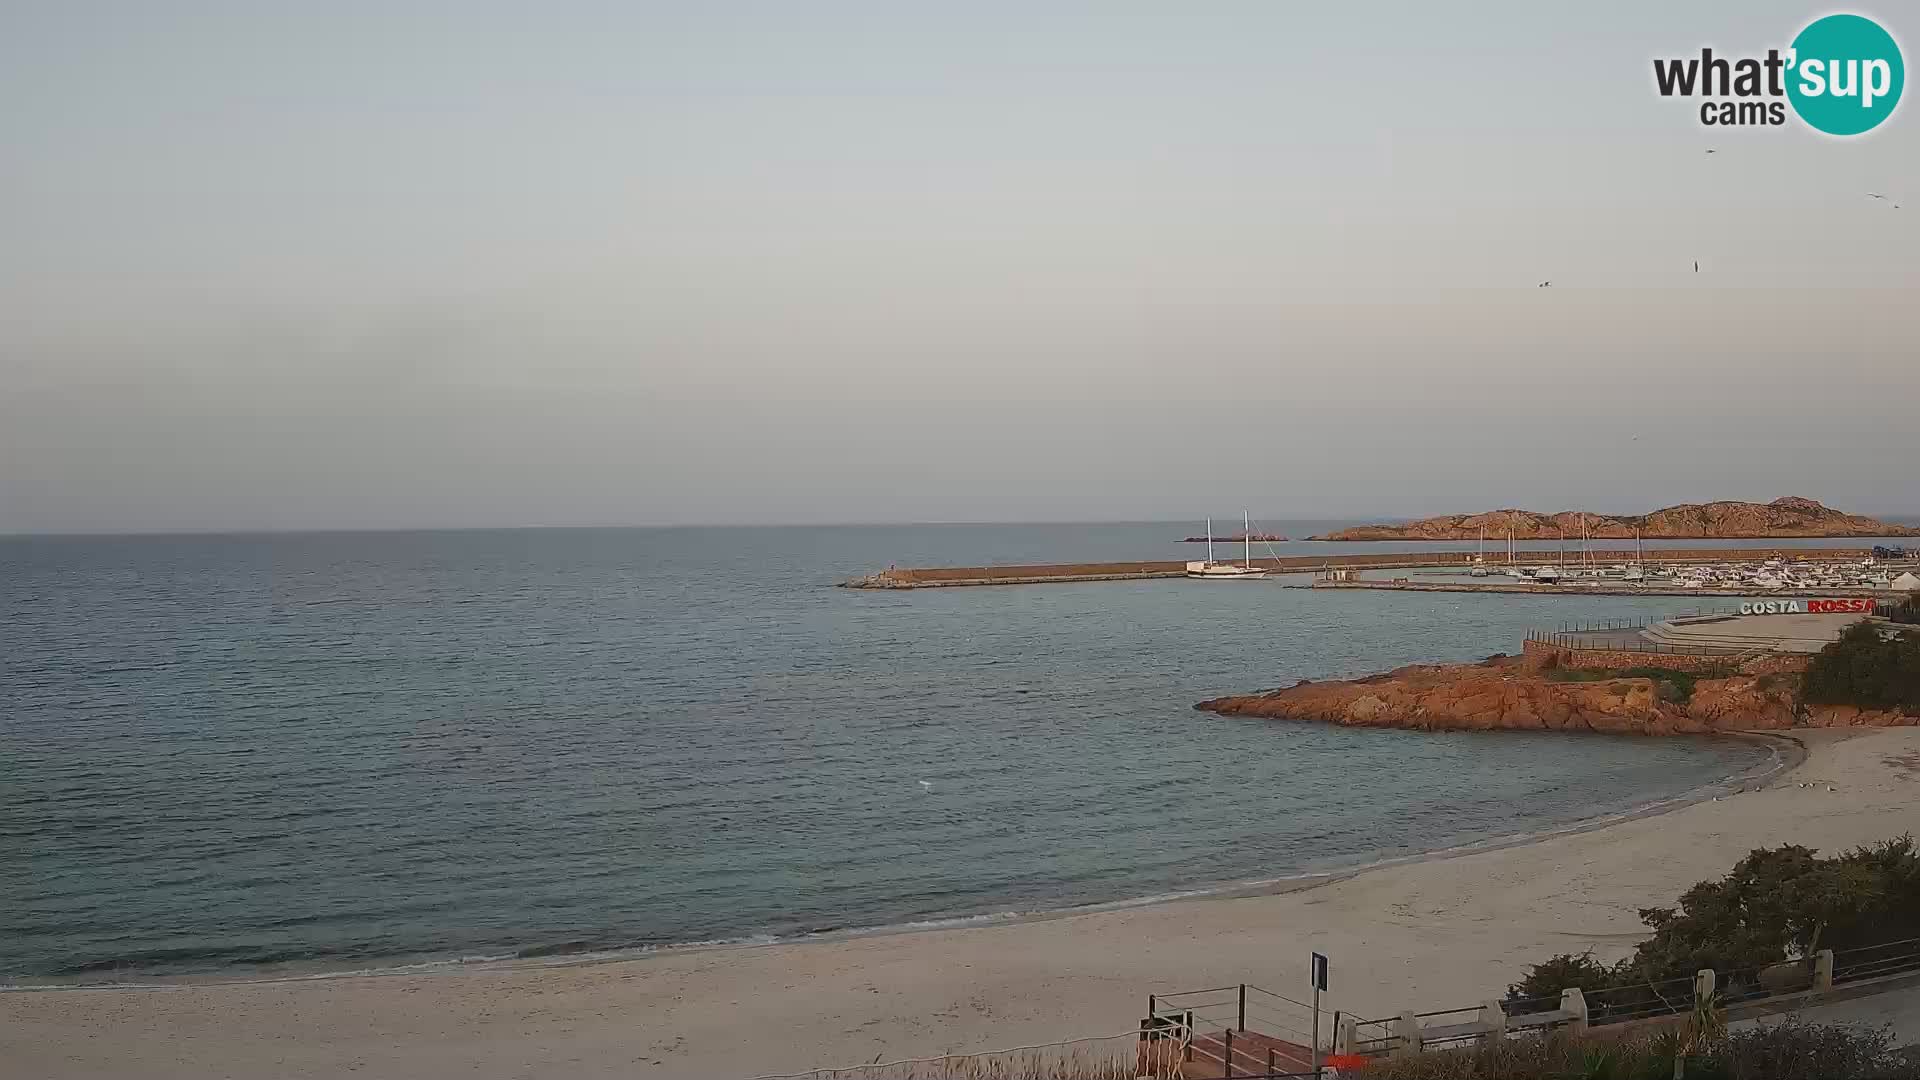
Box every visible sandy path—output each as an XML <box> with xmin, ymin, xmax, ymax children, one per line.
<box><xmin>8</xmin><ymin>729</ymin><xmax>1919</xmax><ymax>1079</ymax></box>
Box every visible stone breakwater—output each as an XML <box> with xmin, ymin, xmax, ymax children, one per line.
<box><xmin>1195</xmin><ymin>653</ymin><xmax>1918</xmax><ymax>735</ymax></box>
<box><xmin>842</xmin><ymin>547</ymin><xmax>1878</xmax><ymax>589</ymax></box>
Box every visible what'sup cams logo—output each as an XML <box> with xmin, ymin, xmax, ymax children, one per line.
<box><xmin>1655</xmin><ymin>12</ymin><xmax>1904</xmax><ymax>134</ymax></box>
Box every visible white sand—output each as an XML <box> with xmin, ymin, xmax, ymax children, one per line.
<box><xmin>9</xmin><ymin>729</ymin><xmax>1920</xmax><ymax>1079</ymax></box>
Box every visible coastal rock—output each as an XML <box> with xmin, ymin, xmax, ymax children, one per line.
<box><xmin>1197</xmin><ymin>658</ymin><xmax>1711</xmax><ymax>736</ymax></box>
<box><xmin>1309</xmin><ymin>497</ymin><xmax>1919</xmax><ymax>541</ymax></box>
<box><xmin>1196</xmin><ymin>656</ymin><xmax>1916</xmax><ymax>735</ymax></box>
<box><xmin>1685</xmin><ymin>675</ymin><xmax>1798</xmax><ymax>729</ymax></box>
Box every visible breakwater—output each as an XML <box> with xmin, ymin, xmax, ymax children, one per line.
<box><xmin>1309</xmin><ymin>580</ymin><xmax>1904</xmax><ymax>599</ymax></box>
<box><xmin>841</xmin><ymin>547</ymin><xmax>1879</xmax><ymax>589</ymax></box>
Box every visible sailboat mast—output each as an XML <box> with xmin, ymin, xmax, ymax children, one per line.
<box><xmin>1244</xmin><ymin>510</ymin><xmax>1252</xmax><ymax>568</ymax></box>
<box><xmin>1206</xmin><ymin>517</ymin><xmax>1213</xmax><ymax>564</ymax></box>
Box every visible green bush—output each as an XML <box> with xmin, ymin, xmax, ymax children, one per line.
<box><xmin>1800</xmin><ymin>623</ymin><xmax>1920</xmax><ymax>711</ymax></box>
<box><xmin>1542</xmin><ymin>666</ymin><xmax>1704</xmax><ymax>703</ymax></box>
<box><xmin>1508</xmin><ymin>836</ymin><xmax>1920</xmax><ymax>1012</ymax></box>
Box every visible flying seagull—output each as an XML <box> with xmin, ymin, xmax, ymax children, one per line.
<box><xmin>1537</xmin><ymin>280</ymin><xmax>1551</xmax><ymax>288</ymax></box>
<box><xmin>1705</xmin><ymin>149</ymin><xmax>1717</xmax><ymax>154</ymax></box>
<box><xmin>1869</xmin><ymin>192</ymin><xmax>1887</xmax><ymax>199</ymax></box>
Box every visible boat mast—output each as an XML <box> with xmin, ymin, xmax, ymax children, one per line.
<box><xmin>1206</xmin><ymin>517</ymin><xmax>1213</xmax><ymax>564</ymax></box>
<box><xmin>1244</xmin><ymin>510</ymin><xmax>1252</xmax><ymax>569</ymax></box>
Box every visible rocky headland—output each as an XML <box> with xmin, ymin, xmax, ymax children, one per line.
<box><xmin>1311</xmin><ymin>496</ymin><xmax>1919</xmax><ymax>541</ymax></box>
<box><xmin>1195</xmin><ymin>652</ymin><xmax>1918</xmax><ymax>735</ymax></box>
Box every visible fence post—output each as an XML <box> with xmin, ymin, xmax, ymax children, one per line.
<box><xmin>1268</xmin><ymin>1047</ymin><xmax>1277</xmax><ymax>1078</ymax></box>
<box><xmin>1224</xmin><ymin>1026</ymin><xmax>1234</xmax><ymax>1078</ymax></box>
<box><xmin>1479</xmin><ymin>999</ymin><xmax>1507</xmax><ymax>1043</ymax></box>
<box><xmin>1815</xmin><ymin>950</ymin><xmax>1835</xmax><ymax>991</ymax></box>
<box><xmin>1561</xmin><ymin>987</ymin><xmax>1589</xmax><ymax>1034</ymax></box>
<box><xmin>1336</xmin><ymin>1014</ymin><xmax>1357</xmax><ymax>1056</ymax></box>
<box><xmin>1393</xmin><ymin>1012</ymin><xmax>1420</xmax><ymax>1059</ymax></box>
<box><xmin>1239</xmin><ymin>983</ymin><xmax>1247</xmax><ymax>1032</ymax></box>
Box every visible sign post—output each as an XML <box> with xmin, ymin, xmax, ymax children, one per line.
<box><xmin>1311</xmin><ymin>952</ymin><xmax>1329</xmax><ymax>1077</ymax></box>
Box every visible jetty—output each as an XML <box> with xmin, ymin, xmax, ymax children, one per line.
<box><xmin>841</xmin><ymin>547</ymin><xmax>1882</xmax><ymax>589</ymax></box>
<box><xmin>1308</xmin><ymin>579</ymin><xmax>1906</xmax><ymax>600</ymax></box>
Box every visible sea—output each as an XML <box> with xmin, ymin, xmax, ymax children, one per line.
<box><xmin>3</xmin><ymin>521</ymin><xmax>1912</xmax><ymax>983</ymax></box>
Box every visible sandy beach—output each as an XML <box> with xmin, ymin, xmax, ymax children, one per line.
<box><xmin>9</xmin><ymin>728</ymin><xmax>1920</xmax><ymax>1079</ymax></box>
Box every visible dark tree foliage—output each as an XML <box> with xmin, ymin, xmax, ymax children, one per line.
<box><xmin>1799</xmin><ymin>622</ymin><xmax>1920</xmax><ymax>710</ymax></box>
<box><xmin>1891</xmin><ymin>593</ymin><xmax>1920</xmax><ymax>626</ymax></box>
<box><xmin>1508</xmin><ymin>836</ymin><xmax>1920</xmax><ymax>1012</ymax></box>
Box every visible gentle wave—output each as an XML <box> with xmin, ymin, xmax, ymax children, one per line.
<box><xmin>5</xmin><ymin>732</ymin><xmax>1790</xmax><ymax>991</ymax></box>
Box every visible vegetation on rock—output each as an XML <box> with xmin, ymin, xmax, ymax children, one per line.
<box><xmin>1313</xmin><ymin>496</ymin><xmax>1920</xmax><ymax>541</ymax></box>
<box><xmin>1544</xmin><ymin>666</ymin><xmax>1704</xmax><ymax>704</ymax></box>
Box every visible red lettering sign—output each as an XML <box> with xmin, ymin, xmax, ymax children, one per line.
<box><xmin>1808</xmin><ymin>598</ymin><xmax>1873</xmax><ymax>614</ymax></box>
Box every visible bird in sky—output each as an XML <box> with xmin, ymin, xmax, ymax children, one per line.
<box><xmin>1706</xmin><ymin>149</ymin><xmax>1718</xmax><ymax>154</ymax></box>
<box><xmin>1869</xmin><ymin>192</ymin><xmax>1887</xmax><ymax>199</ymax></box>
<box><xmin>1694</xmin><ymin>260</ymin><xmax>1699</xmax><ymax>273</ymax></box>
<box><xmin>1537</xmin><ymin>280</ymin><xmax>1551</xmax><ymax>288</ymax></box>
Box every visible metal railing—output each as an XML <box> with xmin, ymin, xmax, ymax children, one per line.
<box><xmin>1586</xmin><ymin>973</ymin><xmax>1700</xmax><ymax>1024</ymax></box>
<box><xmin>1148</xmin><ymin>982</ymin><xmax>1323</xmax><ymax>1078</ymax></box>
<box><xmin>1833</xmin><ymin>935</ymin><xmax>1920</xmax><ymax>985</ymax></box>
<box><xmin>1524</xmin><ymin>629</ymin><xmax>1743</xmax><ymax>663</ymax></box>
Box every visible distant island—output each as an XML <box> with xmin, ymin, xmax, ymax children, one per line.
<box><xmin>1309</xmin><ymin>497</ymin><xmax>1920</xmax><ymax>541</ymax></box>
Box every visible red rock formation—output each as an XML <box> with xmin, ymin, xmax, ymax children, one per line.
<box><xmin>1196</xmin><ymin>655</ymin><xmax>1916</xmax><ymax>734</ymax></box>
<box><xmin>1311</xmin><ymin>497</ymin><xmax>1919</xmax><ymax>541</ymax></box>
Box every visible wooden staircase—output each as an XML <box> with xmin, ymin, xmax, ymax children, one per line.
<box><xmin>1184</xmin><ymin>1027</ymin><xmax>1316</xmax><ymax>1078</ymax></box>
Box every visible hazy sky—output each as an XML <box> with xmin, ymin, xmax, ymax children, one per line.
<box><xmin>2</xmin><ymin>2</ymin><xmax>1916</xmax><ymax>532</ymax></box>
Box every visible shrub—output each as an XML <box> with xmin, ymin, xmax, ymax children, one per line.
<box><xmin>1358</xmin><ymin>1023</ymin><xmax>1918</xmax><ymax>1080</ymax></box>
<box><xmin>1542</xmin><ymin>666</ymin><xmax>1703</xmax><ymax>703</ymax></box>
<box><xmin>1508</xmin><ymin>836</ymin><xmax>1920</xmax><ymax>1011</ymax></box>
<box><xmin>1800</xmin><ymin>623</ymin><xmax>1920</xmax><ymax>711</ymax></box>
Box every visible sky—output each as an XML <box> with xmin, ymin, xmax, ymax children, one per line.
<box><xmin>1</xmin><ymin>1</ymin><xmax>1916</xmax><ymax>532</ymax></box>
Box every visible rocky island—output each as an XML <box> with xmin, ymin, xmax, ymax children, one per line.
<box><xmin>1310</xmin><ymin>496</ymin><xmax>1918</xmax><ymax>541</ymax></box>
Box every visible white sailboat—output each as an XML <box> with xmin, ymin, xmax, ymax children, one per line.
<box><xmin>1621</xmin><ymin>529</ymin><xmax>1646</xmax><ymax>582</ymax></box>
<box><xmin>1186</xmin><ymin>511</ymin><xmax>1269</xmax><ymax>579</ymax></box>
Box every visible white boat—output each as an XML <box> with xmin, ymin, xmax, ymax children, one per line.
<box><xmin>1186</xmin><ymin>512</ymin><xmax>1269</xmax><ymax>579</ymax></box>
<box><xmin>1531</xmin><ymin>565</ymin><xmax>1563</xmax><ymax>583</ymax></box>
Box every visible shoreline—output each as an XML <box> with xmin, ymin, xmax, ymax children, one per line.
<box><xmin>2</xmin><ymin>733</ymin><xmax>1797</xmax><ymax>995</ymax></box>
<box><xmin>13</xmin><ymin>728</ymin><xmax>1918</xmax><ymax>1080</ymax></box>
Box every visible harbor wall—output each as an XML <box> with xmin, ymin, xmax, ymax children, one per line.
<box><xmin>843</xmin><ymin>547</ymin><xmax>1880</xmax><ymax>589</ymax></box>
<box><xmin>1520</xmin><ymin>639</ymin><xmax>1745</xmax><ymax>674</ymax></box>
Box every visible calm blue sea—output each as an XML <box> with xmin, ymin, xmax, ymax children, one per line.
<box><xmin>6</xmin><ymin>521</ymin><xmax>1908</xmax><ymax>982</ymax></box>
